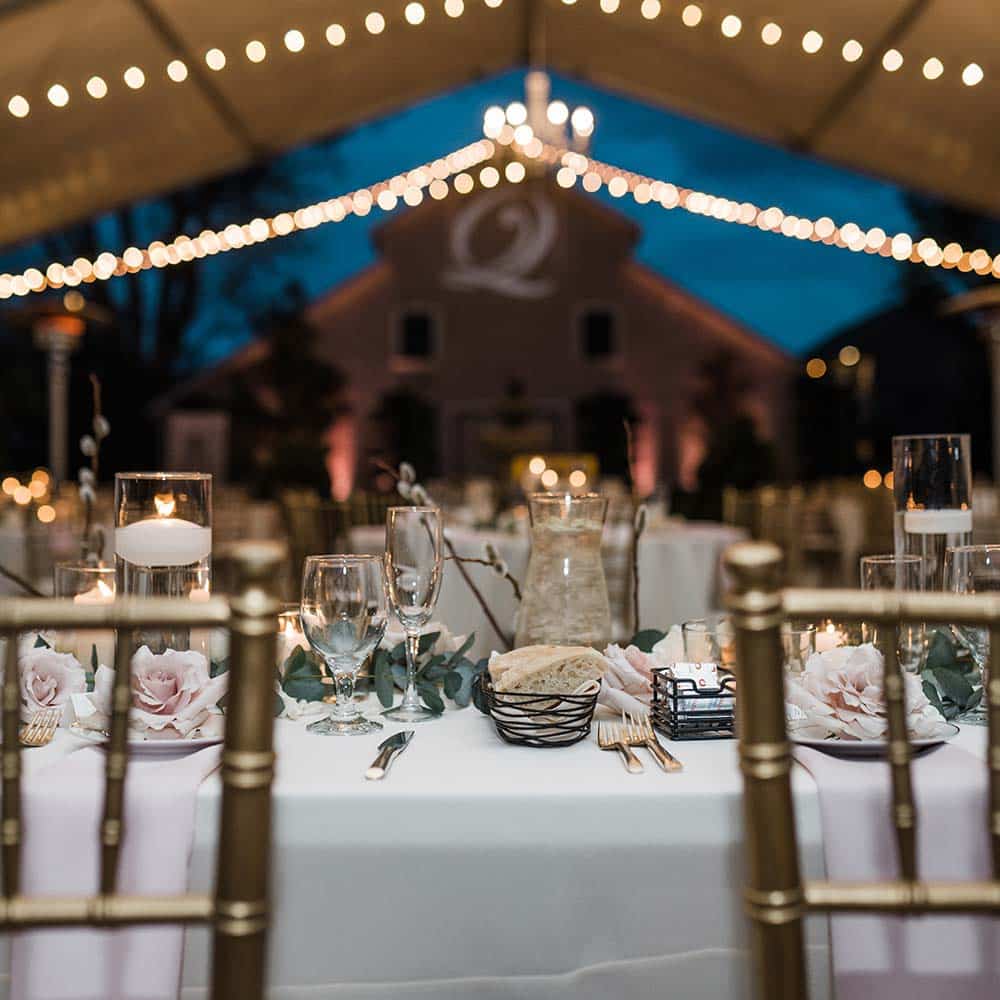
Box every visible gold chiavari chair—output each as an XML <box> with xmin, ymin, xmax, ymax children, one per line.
<box><xmin>724</xmin><ymin>540</ymin><xmax>1000</xmax><ymax>1000</ymax></box>
<box><xmin>0</xmin><ymin>540</ymin><xmax>285</xmax><ymax>1000</ymax></box>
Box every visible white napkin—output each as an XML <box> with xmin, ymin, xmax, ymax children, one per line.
<box><xmin>12</xmin><ymin>743</ymin><xmax>221</xmax><ymax>1000</ymax></box>
<box><xmin>795</xmin><ymin>744</ymin><xmax>1000</xmax><ymax>1000</ymax></box>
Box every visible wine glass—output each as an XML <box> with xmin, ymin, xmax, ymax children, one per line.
<box><xmin>859</xmin><ymin>554</ymin><xmax>926</xmax><ymax>673</ymax></box>
<box><xmin>383</xmin><ymin>506</ymin><xmax>443</xmax><ymax>723</ymax></box>
<box><xmin>943</xmin><ymin>544</ymin><xmax>996</xmax><ymax>725</ymax></box>
<box><xmin>300</xmin><ymin>555</ymin><xmax>387</xmax><ymax>736</ymax></box>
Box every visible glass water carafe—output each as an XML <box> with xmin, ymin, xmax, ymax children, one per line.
<box><xmin>514</xmin><ymin>493</ymin><xmax>611</xmax><ymax>650</ymax></box>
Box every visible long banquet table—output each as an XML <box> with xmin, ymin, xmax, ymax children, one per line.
<box><xmin>177</xmin><ymin>701</ymin><xmax>837</xmax><ymax>1000</ymax></box>
<box><xmin>6</xmin><ymin>710</ymin><xmax>988</xmax><ymax>998</ymax></box>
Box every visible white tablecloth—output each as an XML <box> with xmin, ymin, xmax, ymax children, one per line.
<box><xmin>4</xmin><ymin>715</ymin><xmax>987</xmax><ymax>998</ymax></box>
<box><xmin>349</xmin><ymin>522</ymin><xmax>744</xmax><ymax>659</ymax></box>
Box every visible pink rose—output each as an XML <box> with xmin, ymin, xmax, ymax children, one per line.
<box><xmin>19</xmin><ymin>646</ymin><xmax>86</xmax><ymax>721</ymax></box>
<box><xmin>92</xmin><ymin>646</ymin><xmax>227</xmax><ymax>739</ymax></box>
<box><xmin>786</xmin><ymin>644</ymin><xmax>944</xmax><ymax>741</ymax></box>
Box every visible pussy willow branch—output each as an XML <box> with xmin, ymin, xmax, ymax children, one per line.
<box><xmin>445</xmin><ymin>555</ymin><xmax>523</xmax><ymax>601</ymax></box>
<box><xmin>624</xmin><ymin>418</ymin><xmax>643</xmax><ymax>635</ymax></box>
<box><xmin>80</xmin><ymin>373</ymin><xmax>104</xmax><ymax>563</ymax></box>
<box><xmin>372</xmin><ymin>459</ymin><xmax>513</xmax><ymax>650</ymax></box>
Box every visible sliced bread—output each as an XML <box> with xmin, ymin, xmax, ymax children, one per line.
<box><xmin>491</xmin><ymin>644</ymin><xmax>606</xmax><ymax>695</ymax></box>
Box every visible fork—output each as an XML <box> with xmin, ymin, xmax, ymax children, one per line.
<box><xmin>20</xmin><ymin>707</ymin><xmax>62</xmax><ymax>748</ymax></box>
<box><xmin>597</xmin><ymin>720</ymin><xmax>644</xmax><ymax>773</ymax></box>
<box><xmin>624</xmin><ymin>712</ymin><xmax>683</xmax><ymax>772</ymax></box>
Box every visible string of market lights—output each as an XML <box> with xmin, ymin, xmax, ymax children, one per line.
<box><xmin>4</xmin><ymin>0</ymin><xmax>987</xmax><ymax>121</ymax></box>
<box><xmin>0</xmin><ymin>140</ymin><xmax>497</xmax><ymax>298</ymax></box>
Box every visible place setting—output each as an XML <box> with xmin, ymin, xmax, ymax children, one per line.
<box><xmin>3</xmin><ymin>11</ymin><xmax>1000</xmax><ymax>998</ymax></box>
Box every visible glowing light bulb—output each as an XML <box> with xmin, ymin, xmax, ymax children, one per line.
<box><xmin>923</xmin><ymin>57</ymin><xmax>943</xmax><ymax>80</ymax></box>
<box><xmin>506</xmin><ymin>101</ymin><xmax>527</xmax><ymax>125</ymax></box>
<box><xmin>882</xmin><ymin>49</ymin><xmax>903</xmax><ymax>72</ymax></box>
<box><xmin>444</xmin><ymin>0</ymin><xmax>464</xmax><ymax>16</ymax></box>
<box><xmin>167</xmin><ymin>60</ymin><xmax>188</xmax><ymax>82</ymax></box>
<box><xmin>802</xmin><ymin>30</ymin><xmax>823</xmax><ymax>54</ymax></box>
<box><xmin>205</xmin><ymin>48</ymin><xmax>226</xmax><ymax>70</ymax></box>
<box><xmin>962</xmin><ymin>62</ymin><xmax>984</xmax><ymax>86</ymax></box>
<box><xmin>640</xmin><ymin>0</ymin><xmax>661</xmax><ymax>19</ymax></box>
<box><xmin>86</xmin><ymin>76</ymin><xmax>108</xmax><ymax>99</ymax></box>
<box><xmin>842</xmin><ymin>39</ymin><xmax>863</xmax><ymax>62</ymax></box>
<box><xmin>720</xmin><ymin>15</ymin><xmax>741</xmax><ymax>38</ymax></box>
<box><xmin>8</xmin><ymin>95</ymin><xmax>29</xmax><ymax>118</ymax></box>
<box><xmin>681</xmin><ymin>5</ymin><xmax>702</xmax><ymax>27</ymax></box>
<box><xmin>569</xmin><ymin>470</ymin><xmax>587</xmax><ymax>488</ymax></box>
<box><xmin>405</xmin><ymin>2</ymin><xmax>426</xmax><ymax>24</ymax></box>
<box><xmin>284</xmin><ymin>29</ymin><xmax>306</xmax><ymax>51</ymax></box>
<box><xmin>47</xmin><ymin>84</ymin><xmax>70</xmax><ymax>107</ymax></box>
<box><xmin>760</xmin><ymin>22</ymin><xmax>781</xmax><ymax>45</ymax></box>
<box><xmin>326</xmin><ymin>23</ymin><xmax>347</xmax><ymax>46</ymax></box>
<box><xmin>540</xmin><ymin>469</ymin><xmax>559</xmax><ymax>489</ymax></box>
<box><xmin>600</xmin><ymin>0</ymin><xmax>620</xmax><ymax>11</ymax></box>
<box><xmin>570</xmin><ymin>105</ymin><xmax>594</xmax><ymax>136</ymax></box>
<box><xmin>547</xmin><ymin>100</ymin><xmax>569</xmax><ymax>126</ymax></box>
<box><xmin>245</xmin><ymin>40</ymin><xmax>266</xmax><ymax>63</ymax></box>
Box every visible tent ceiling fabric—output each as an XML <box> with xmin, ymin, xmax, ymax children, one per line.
<box><xmin>0</xmin><ymin>0</ymin><xmax>994</xmax><ymax>249</ymax></box>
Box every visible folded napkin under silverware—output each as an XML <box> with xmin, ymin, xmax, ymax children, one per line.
<box><xmin>365</xmin><ymin>730</ymin><xmax>414</xmax><ymax>781</ymax></box>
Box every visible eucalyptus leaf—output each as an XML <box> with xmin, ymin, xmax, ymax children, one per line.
<box><xmin>282</xmin><ymin>674</ymin><xmax>326</xmax><ymax>703</ymax></box>
<box><xmin>923</xmin><ymin>629</ymin><xmax>957</xmax><ymax>673</ymax></box>
<box><xmin>390</xmin><ymin>641</ymin><xmax>406</xmax><ymax>661</ymax></box>
<box><xmin>417</xmin><ymin>682</ymin><xmax>444</xmax><ymax>714</ymax></box>
<box><xmin>445</xmin><ymin>633</ymin><xmax>476</xmax><ymax>668</ymax></box>
<box><xmin>443</xmin><ymin>670</ymin><xmax>463</xmax><ymax>699</ymax></box>
<box><xmin>274</xmin><ymin>690</ymin><xmax>286</xmax><ymax>718</ymax></box>
<box><xmin>85</xmin><ymin>671</ymin><xmax>95</xmax><ymax>692</ymax></box>
<box><xmin>33</xmin><ymin>635</ymin><xmax>50</xmax><ymax>649</ymax></box>
<box><xmin>90</xmin><ymin>644</ymin><xmax>99</xmax><ymax>672</ymax></box>
<box><xmin>210</xmin><ymin>657</ymin><xmax>229</xmax><ymax>678</ymax></box>
<box><xmin>630</xmin><ymin>629</ymin><xmax>666</xmax><ymax>653</ymax></box>
<box><xmin>931</xmin><ymin>666</ymin><xmax>975</xmax><ymax>707</ymax></box>
<box><xmin>391</xmin><ymin>664</ymin><xmax>407</xmax><ymax>690</ymax></box>
<box><xmin>283</xmin><ymin>646</ymin><xmax>308</xmax><ymax>679</ymax></box>
<box><xmin>922</xmin><ymin>679</ymin><xmax>945</xmax><ymax>716</ymax></box>
<box><xmin>453</xmin><ymin>659</ymin><xmax>487</xmax><ymax>708</ymax></box>
<box><xmin>421</xmin><ymin>654</ymin><xmax>448</xmax><ymax>680</ymax></box>
<box><xmin>417</xmin><ymin>631</ymin><xmax>441</xmax><ymax>655</ymax></box>
<box><xmin>375</xmin><ymin>655</ymin><xmax>396</xmax><ymax>708</ymax></box>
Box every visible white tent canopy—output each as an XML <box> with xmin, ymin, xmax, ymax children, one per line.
<box><xmin>1</xmin><ymin>0</ymin><xmax>995</xmax><ymax>248</ymax></box>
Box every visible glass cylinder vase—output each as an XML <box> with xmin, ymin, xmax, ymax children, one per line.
<box><xmin>114</xmin><ymin>472</ymin><xmax>212</xmax><ymax>655</ymax></box>
<box><xmin>514</xmin><ymin>493</ymin><xmax>611</xmax><ymax>650</ymax></box>
<box><xmin>53</xmin><ymin>561</ymin><xmax>116</xmax><ymax>669</ymax></box>
<box><xmin>892</xmin><ymin>434</ymin><xmax>972</xmax><ymax>590</ymax></box>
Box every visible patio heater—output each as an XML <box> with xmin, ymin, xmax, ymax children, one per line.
<box><xmin>9</xmin><ymin>293</ymin><xmax>112</xmax><ymax>485</ymax></box>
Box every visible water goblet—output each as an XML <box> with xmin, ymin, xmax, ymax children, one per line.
<box><xmin>301</xmin><ymin>555</ymin><xmax>387</xmax><ymax>736</ymax></box>
<box><xmin>943</xmin><ymin>544</ymin><xmax>998</xmax><ymax>725</ymax></box>
<box><xmin>859</xmin><ymin>554</ymin><xmax>926</xmax><ymax>673</ymax></box>
<box><xmin>383</xmin><ymin>506</ymin><xmax>444</xmax><ymax>723</ymax></box>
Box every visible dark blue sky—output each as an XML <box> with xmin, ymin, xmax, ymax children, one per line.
<box><xmin>2</xmin><ymin>67</ymin><xmax>927</xmax><ymax>362</ymax></box>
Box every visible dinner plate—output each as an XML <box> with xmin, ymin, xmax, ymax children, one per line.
<box><xmin>791</xmin><ymin>722</ymin><xmax>960</xmax><ymax>758</ymax></box>
<box><xmin>69</xmin><ymin>725</ymin><xmax>222</xmax><ymax>756</ymax></box>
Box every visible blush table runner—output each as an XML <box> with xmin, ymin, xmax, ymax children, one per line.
<box><xmin>795</xmin><ymin>741</ymin><xmax>1000</xmax><ymax>1000</ymax></box>
<box><xmin>11</xmin><ymin>742</ymin><xmax>221</xmax><ymax>1000</ymax></box>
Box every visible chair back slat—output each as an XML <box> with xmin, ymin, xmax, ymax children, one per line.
<box><xmin>100</xmin><ymin>637</ymin><xmax>134</xmax><ymax>894</ymax></box>
<box><xmin>727</xmin><ymin>541</ymin><xmax>1000</xmax><ymax>1000</ymax></box>
<box><xmin>0</xmin><ymin>542</ymin><xmax>283</xmax><ymax>1000</ymax></box>
<box><xmin>882</xmin><ymin>630</ymin><xmax>918</xmax><ymax>880</ymax></box>
<box><xmin>989</xmin><ymin>625</ymin><xmax>1000</xmax><ymax>877</ymax></box>
<box><xmin>210</xmin><ymin>545</ymin><xmax>283</xmax><ymax>998</ymax></box>
<box><xmin>2</xmin><ymin>631</ymin><xmax>21</xmax><ymax>897</ymax></box>
<box><xmin>725</xmin><ymin>542</ymin><xmax>807</xmax><ymax>1000</ymax></box>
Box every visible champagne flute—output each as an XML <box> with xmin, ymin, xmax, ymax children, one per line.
<box><xmin>300</xmin><ymin>555</ymin><xmax>387</xmax><ymax>736</ymax></box>
<box><xmin>383</xmin><ymin>506</ymin><xmax>443</xmax><ymax>723</ymax></box>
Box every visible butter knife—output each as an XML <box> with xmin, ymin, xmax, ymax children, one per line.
<box><xmin>365</xmin><ymin>730</ymin><xmax>414</xmax><ymax>781</ymax></box>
